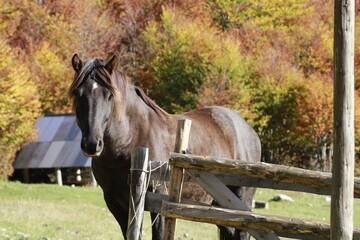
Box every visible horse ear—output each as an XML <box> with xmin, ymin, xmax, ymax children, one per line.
<box><xmin>105</xmin><ymin>55</ymin><xmax>118</xmax><ymax>75</ymax></box>
<box><xmin>72</xmin><ymin>54</ymin><xmax>82</xmax><ymax>73</ymax></box>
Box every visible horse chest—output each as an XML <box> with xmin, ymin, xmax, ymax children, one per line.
<box><xmin>92</xmin><ymin>156</ymin><xmax>130</xmax><ymax>194</ymax></box>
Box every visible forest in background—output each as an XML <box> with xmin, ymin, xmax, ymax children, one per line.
<box><xmin>1</xmin><ymin>0</ymin><xmax>359</xmax><ymax>179</ymax></box>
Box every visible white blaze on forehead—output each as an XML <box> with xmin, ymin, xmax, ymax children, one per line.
<box><xmin>92</xmin><ymin>82</ymin><xmax>98</xmax><ymax>90</ymax></box>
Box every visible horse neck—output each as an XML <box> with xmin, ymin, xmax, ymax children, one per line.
<box><xmin>124</xmin><ymin>84</ymin><xmax>169</xmax><ymax>128</ymax></box>
<box><xmin>104</xmin><ymin>81</ymin><xmax>170</xmax><ymax>157</ymax></box>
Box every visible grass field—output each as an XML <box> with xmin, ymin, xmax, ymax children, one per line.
<box><xmin>0</xmin><ymin>180</ymin><xmax>359</xmax><ymax>240</ymax></box>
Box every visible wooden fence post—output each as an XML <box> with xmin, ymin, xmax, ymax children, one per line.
<box><xmin>127</xmin><ymin>147</ymin><xmax>149</xmax><ymax>240</ymax></box>
<box><xmin>56</xmin><ymin>168</ymin><xmax>63</xmax><ymax>186</ymax></box>
<box><xmin>90</xmin><ymin>170</ymin><xmax>97</xmax><ymax>187</ymax></box>
<box><xmin>164</xmin><ymin>119</ymin><xmax>192</xmax><ymax>240</ymax></box>
<box><xmin>332</xmin><ymin>0</ymin><xmax>355</xmax><ymax>239</ymax></box>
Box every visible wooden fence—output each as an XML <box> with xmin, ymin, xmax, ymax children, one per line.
<box><xmin>127</xmin><ymin>120</ymin><xmax>360</xmax><ymax>240</ymax></box>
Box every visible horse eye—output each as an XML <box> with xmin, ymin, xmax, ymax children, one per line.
<box><xmin>108</xmin><ymin>94</ymin><xmax>113</xmax><ymax>101</ymax></box>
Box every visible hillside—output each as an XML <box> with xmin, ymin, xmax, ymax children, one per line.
<box><xmin>1</xmin><ymin>0</ymin><xmax>359</xmax><ymax>179</ymax></box>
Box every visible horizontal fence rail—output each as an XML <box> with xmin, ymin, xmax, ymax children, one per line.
<box><xmin>128</xmin><ymin>116</ymin><xmax>358</xmax><ymax>240</ymax></box>
<box><xmin>166</xmin><ymin>153</ymin><xmax>360</xmax><ymax>198</ymax></box>
<box><xmin>131</xmin><ymin>152</ymin><xmax>360</xmax><ymax>239</ymax></box>
<box><xmin>161</xmin><ymin>201</ymin><xmax>360</xmax><ymax>240</ymax></box>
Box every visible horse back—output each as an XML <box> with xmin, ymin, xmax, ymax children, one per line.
<box><xmin>183</xmin><ymin>106</ymin><xmax>261</xmax><ymax>163</ymax></box>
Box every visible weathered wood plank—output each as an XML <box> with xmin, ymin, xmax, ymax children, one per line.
<box><xmin>161</xmin><ymin>201</ymin><xmax>360</xmax><ymax>240</ymax></box>
<box><xmin>169</xmin><ymin>153</ymin><xmax>360</xmax><ymax>198</ymax></box>
<box><xmin>217</xmin><ymin>174</ymin><xmax>349</xmax><ymax>197</ymax></box>
<box><xmin>331</xmin><ymin>0</ymin><xmax>355</xmax><ymax>239</ymax></box>
<box><xmin>127</xmin><ymin>147</ymin><xmax>149</xmax><ymax>240</ymax></box>
<box><xmin>164</xmin><ymin>119</ymin><xmax>191</xmax><ymax>240</ymax></box>
<box><xmin>147</xmin><ymin>161</ymin><xmax>360</xmax><ymax>197</ymax></box>
<box><xmin>189</xmin><ymin>171</ymin><xmax>250</xmax><ymax>210</ymax></box>
<box><xmin>190</xmin><ymin>171</ymin><xmax>279</xmax><ymax>240</ymax></box>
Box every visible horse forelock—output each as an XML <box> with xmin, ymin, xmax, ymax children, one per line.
<box><xmin>69</xmin><ymin>59</ymin><xmax>124</xmax><ymax>119</ymax></box>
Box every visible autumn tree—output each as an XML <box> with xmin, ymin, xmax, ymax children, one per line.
<box><xmin>0</xmin><ymin>39</ymin><xmax>41</xmax><ymax>179</ymax></box>
<box><xmin>137</xmin><ymin>8</ymin><xmax>252</xmax><ymax>113</ymax></box>
<box><xmin>1</xmin><ymin>0</ymin><xmax>359</xmax><ymax>177</ymax></box>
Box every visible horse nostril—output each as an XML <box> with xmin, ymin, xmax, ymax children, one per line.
<box><xmin>81</xmin><ymin>137</ymin><xmax>103</xmax><ymax>155</ymax></box>
<box><xmin>96</xmin><ymin>139</ymin><xmax>104</xmax><ymax>152</ymax></box>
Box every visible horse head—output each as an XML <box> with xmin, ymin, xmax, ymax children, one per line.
<box><xmin>69</xmin><ymin>54</ymin><xmax>121</xmax><ymax>157</ymax></box>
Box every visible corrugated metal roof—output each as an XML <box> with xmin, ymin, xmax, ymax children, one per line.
<box><xmin>14</xmin><ymin>116</ymin><xmax>91</xmax><ymax>169</ymax></box>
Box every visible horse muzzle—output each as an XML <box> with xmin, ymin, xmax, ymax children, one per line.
<box><xmin>81</xmin><ymin>137</ymin><xmax>104</xmax><ymax>157</ymax></box>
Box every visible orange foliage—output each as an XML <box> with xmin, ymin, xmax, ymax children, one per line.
<box><xmin>1</xmin><ymin>0</ymin><xmax>360</xmax><ymax>173</ymax></box>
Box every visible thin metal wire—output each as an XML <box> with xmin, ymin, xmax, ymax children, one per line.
<box><xmin>143</xmin><ymin>160</ymin><xmax>170</xmax><ymax>234</ymax></box>
<box><xmin>129</xmin><ymin>160</ymin><xmax>170</xmax><ymax>234</ymax></box>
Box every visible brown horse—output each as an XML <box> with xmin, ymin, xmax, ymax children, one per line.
<box><xmin>69</xmin><ymin>54</ymin><xmax>261</xmax><ymax>240</ymax></box>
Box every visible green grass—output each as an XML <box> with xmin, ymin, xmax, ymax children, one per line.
<box><xmin>0</xmin><ymin>181</ymin><xmax>217</xmax><ymax>240</ymax></box>
<box><xmin>0</xmin><ymin>181</ymin><xmax>359</xmax><ymax>240</ymax></box>
<box><xmin>0</xmin><ymin>181</ymin><xmax>121</xmax><ymax>240</ymax></box>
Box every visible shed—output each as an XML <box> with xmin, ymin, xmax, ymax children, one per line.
<box><xmin>13</xmin><ymin>115</ymin><xmax>95</xmax><ymax>186</ymax></box>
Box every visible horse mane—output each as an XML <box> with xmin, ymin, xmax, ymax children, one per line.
<box><xmin>134</xmin><ymin>86</ymin><xmax>169</xmax><ymax>120</ymax></box>
<box><xmin>69</xmin><ymin>59</ymin><xmax>123</xmax><ymax>119</ymax></box>
<box><xmin>69</xmin><ymin>58</ymin><xmax>168</xmax><ymax>120</ymax></box>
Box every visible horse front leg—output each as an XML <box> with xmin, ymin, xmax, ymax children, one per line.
<box><xmin>104</xmin><ymin>192</ymin><xmax>129</xmax><ymax>238</ymax></box>
<box><xmin>150</xmin><ymin>212</ymin><xmax>164</xmax><ymax>240</ymax></box>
